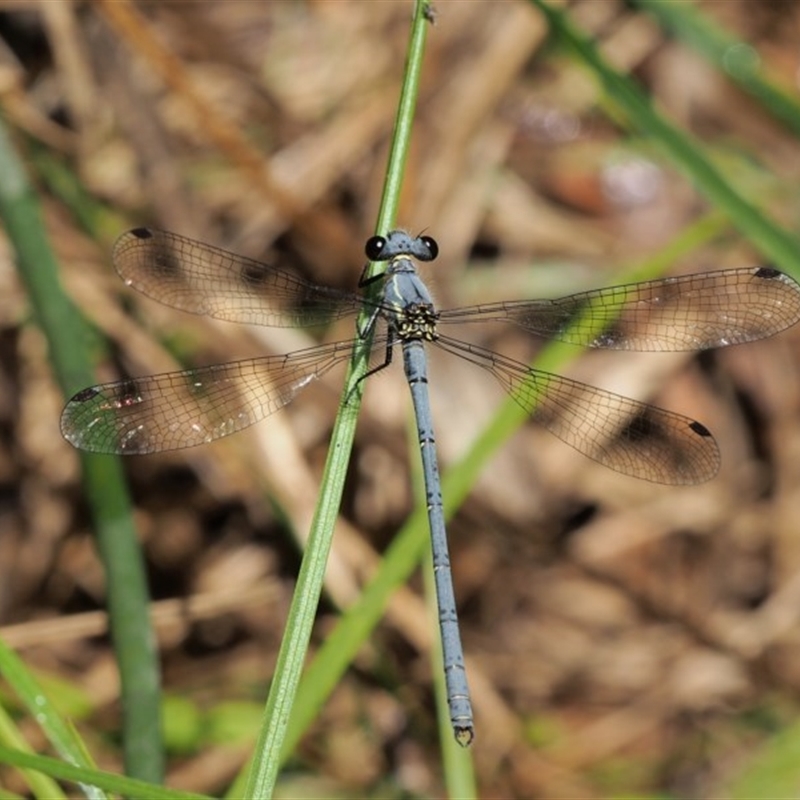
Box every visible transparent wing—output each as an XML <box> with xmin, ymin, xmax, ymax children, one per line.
<box><xmin>439</xmin><ymin>267</ymin><xmax>800</xmax><ymax>351</ymax></box>
<box><xmin>113</xmin><ymin>228</ymin><xmax>367</xmax><ymax>327</ymax></box>
<box><xmin>434</xmin><ymin>335</ymin><xmax>720</xmax><ymax>484</ymax></box>
<box><xmin>60</xmin><ymin>339</ymin><xmax>362</xmax><ymax>454</ymax></box>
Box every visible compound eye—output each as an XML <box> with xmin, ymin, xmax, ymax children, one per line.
<box><xmin>420</xmin><ymin>235</ymin><xmax>438</xmax><ymax>261</ymax></box>
<box><xmin>365</xmin><ymin>235</ymin><xmax>387</xmax><ymax>261</ymax></box>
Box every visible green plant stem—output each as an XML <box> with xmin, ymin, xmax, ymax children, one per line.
<box><xmin>0</xmin><ymin>116</ymin><xmax>163</xmax><ymax>782</ymax></box>
<box><xmin>242</xmin><ymin>2</ymin><xmax>434</xmax><ymax>797</ymax></box>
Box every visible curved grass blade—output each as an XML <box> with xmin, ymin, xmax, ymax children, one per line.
<box><xmin>0</xmin><ymin>118</ymin><xmax>163</xmax><ymax>780</ymax></box>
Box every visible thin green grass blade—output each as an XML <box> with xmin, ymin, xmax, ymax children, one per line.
<box><xmin>241</xmin><ymin>2</ymin><xmax>435</xmax><ymax>797</ymax></box>
<box><xmin>27</xmin><ymin>141</ymin><xmax>127</xmax><ymax>242</ymax></box>
<box><xmin>0</xmin><ymin>703</ymin><xmax>66</xmax><ymax>800</ymax></box>
<box><xmin>632</xmin><ymin>0</ymin><xmax>800</xmax><ymax>138</ymax></box>
<box><xmin>529</xmin><ymin>0</ymin><xmax>800</xmax><ymax>280</ymax></box>
<box><xmin>0</xmin><ymin>116</ymin><xmax>163</xmax><ymax>782</ymax></box>
<box><xmin>0</xmin><ymin>745</ymin><xmax>211</xmax><ymax>800</ymax></box>
<box><xmin>0</xmin><ymin>639</ymin><xmax>105</xmax><ymax>800</ymax></box>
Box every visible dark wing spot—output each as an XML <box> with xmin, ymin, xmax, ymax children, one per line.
<box><xmin>150</xmin><ymin>244</ymin><xmax>182</xmax><ymax>279</ymax></box>
<box><xmin>689</xmin><ymin>420</ymin><xmax>712</xmax><ymax>437</ymax></box>
<box><xmin>754</xmin><ymin>266</ymin><xmax>781</xmax><ymax>280</ymax></box>
<box><xmin>130</xmin><ymin>228</ymin><xmax>154</xmax><ymax>240</ymax></box>
<box><xmin>240</xmin><ymin>262</ymin><xmax>271</xmax><ymax>287</ymax></box>
<box><xmin>620</xmin><ymin>412</ymin><xmax>656</xmax><ymax>443</ymax></box>
<box><xmin>72</xmin><ymin>386</ymin><xmax>100</xmax><ymax>402</ymax></box>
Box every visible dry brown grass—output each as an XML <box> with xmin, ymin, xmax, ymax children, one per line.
<box><xmin>3</xmin><ymin>1</ymin><xmax>800</xmax><ymax>796</ymax></box>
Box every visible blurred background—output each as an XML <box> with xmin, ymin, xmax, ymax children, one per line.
<box><xmin>2</xmin><ymin>0</ymin><xmax>800</xmax><ymax>797</ymax></box>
